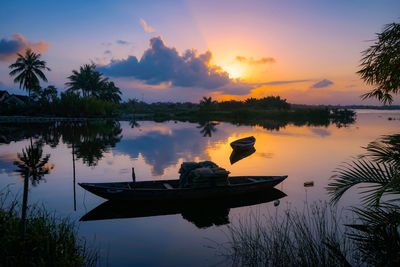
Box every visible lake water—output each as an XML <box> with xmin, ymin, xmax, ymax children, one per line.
<box><xmin>0</xmin><ymin>110</ymin><xmax>399</xmax><ymax>266</ymax></box>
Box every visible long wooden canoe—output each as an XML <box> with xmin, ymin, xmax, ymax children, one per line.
<box><xmin>79</xmin><ymin>175</ymin><xmax>287</xmax><ymax>201</ymax></box>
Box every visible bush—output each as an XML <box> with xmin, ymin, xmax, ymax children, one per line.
<box><xmin>0</xmin><ymin>191</ymin><xmax>98</xmax><ymax>266</ymax></box>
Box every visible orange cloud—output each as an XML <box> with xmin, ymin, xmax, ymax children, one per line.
<box><xmin>0</xmin><ymin>33</ymin><xmax>50</xmax><ymax>61</ymax></box>
<box><xmin>235</xmin><ymin>56</ymin><xmax>276</xmax><ymax>64</ymax></box>
<box><xmin>140</xmin><ymin>19</ymin><xmax>155</xmax><ymax>33</ymax></box>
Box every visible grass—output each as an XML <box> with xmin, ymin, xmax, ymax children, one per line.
<box><xmin>218</xmin><ymin>202</ymin><xmax>359</xmax><ymax>267</ymax></box>
<box><xmin>0</xmin><ymin>190</ymin><xmax>98</xmax><ymax>267</ymax></box>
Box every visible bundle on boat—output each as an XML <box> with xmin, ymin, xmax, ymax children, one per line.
<box><xmin>179</xmin><ymin>161</ymin><xmax>230</xmax><ymax>188</ymax></box>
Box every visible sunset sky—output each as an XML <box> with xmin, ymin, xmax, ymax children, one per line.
<box><xmin>1</xmin><ymin>0</ymin><xmax>399</xmax><ymax>105</ymax></box>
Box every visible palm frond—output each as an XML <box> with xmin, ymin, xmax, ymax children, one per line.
<box><xmin>327</xmin><ymin>158</ymin><xmax>398</xmax><ymax>205</ymax></box>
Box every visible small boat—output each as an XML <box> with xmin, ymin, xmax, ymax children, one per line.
<box><xmin>79</xmin><ymin>175</ymin><xmax>287</xmax><ymax>201</ymax></box>
<box><xmin>304</xmin><ymin>181</ymin><xmax>314</xmax><ymax>187</ymax></box>
<box><xmin>80</xmin><ymin>188</ymin><xmax>287</xmax><ymax>227</ymax></box>
<box><xmin>230</xmin><ymin>136</ymin><xmax>256</xmax><ymax>150</ymax></box>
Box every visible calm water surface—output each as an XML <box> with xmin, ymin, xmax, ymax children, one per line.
<box><xmin>0</xmin><ymin>110</ymin><xmax>399</xmax><ymax>266</ymax></box>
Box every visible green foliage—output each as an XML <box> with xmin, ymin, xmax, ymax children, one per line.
<box><xmin>0</xmin><ymin>192</ymin><xmax>97</xmax><ymax>266</ymax></box>
<box><xmin>52</xmin><ymin>92</ymin><xmax>119</xmax><ymax>117</ymax></box>
<box><xmin>328</xmin><ymin>134</ymin><xmax>400</xmax><ymax>205</ymax></box>
<box><xmin>345</xmin><ymin>204</ymin><xmax>400</xmax><ymax>266</ymax></box>
<box><xmin>65</xmin><ymin>64</ymin><xmax>121</xmax><ymax>103</ymax></box>
<box><xmin>219</xmin><ymin>96</ymin><xmax>290</xmax><ymax>110</ymax></box>
<box><xmin>8</xmin><ymin>48</ymin><xmax>51</xmax><ymax>99</ymax></box>
<box><xmin>358</xmin><ymin>22</ymin><xmax>400</xmax><ymax>104</ymax></box>
<box><xmin>221</xmin><ymin>203</ymin><xmax>356</xmax><ymax>267</ymax></box>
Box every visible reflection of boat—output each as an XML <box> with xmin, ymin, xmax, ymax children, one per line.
<box><xmin>230</xmin><ymin>146</ymin><xmax>256</xmax><ymax>164</ymax></box>
<box><xmin>80</xmin><ymin>188</ymin><xmax>287</xmax><ymax>228</ymax></box>
<box><xmin>230</xmin><ymin>136</ymin><xmax>256</xmax><ymax>150</ymax></box>
<box><xmin>79</xmin><ymin>175</ymin><xmax>287</xmax><ymax>201</ymax></box>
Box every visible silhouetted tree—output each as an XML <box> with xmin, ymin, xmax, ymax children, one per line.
<box><xmin>8</xmin><ymin>48</ymin><xmax>51</xmax><ymax>100</ymax></box>
<box><xmin>98</xmin><ymin>81</ymin><xmax>122</xmax><ymax>103</ymax></box>
<box><xmin>32</xmin><ymin>85</ymin><xmax>58</xmax><ymax>103</ymax></box>
<box><xmin>328</xmin><ymin>134</ymin><xmax>400</xmax><ymax>205</ymax></box>
<box><xmin>358</xmin><ymin>22</ymin><xmax>400</xmax><ymax>104</ymax></box>
<box><xmin>66</xmin><ymin>64</ymin><xmax>107</xmax><ymax>97</ymax></box>
<box><xmin>199</xmin><ymin>96</ymin><xmax>217</xmax><ymax>111</ymax></box>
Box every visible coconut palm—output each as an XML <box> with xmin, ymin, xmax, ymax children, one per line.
<box><xmin>98</xmin><ymin>81</ymin><xmax>122</xmax><ymax>103</ymax></box>
<box><xmin>8</xmin><ymin>48</ymin><xmax>51</xmax><ymax>100</ymax></box>
<box><xmin>358</xmin><ymin>22</ymin><xmax>400</xmax><ymax>104</ymax></box>
<box><xmin>66</xmin><ymin>64</ymin><xmax>108</xmax><ymax>97</ymax></box>
<box><xmin>199</xmin><ymin>96</ymin><xmax>217</xmax><ymax>111</ymax></box>
<box><xmin>327</xmin><ymin>134</ymin><xmax>400</xmax><ymax>205</ymax></box>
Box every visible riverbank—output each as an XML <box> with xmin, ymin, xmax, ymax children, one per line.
<box><xmin>0</xmin><ymin>107</ymin><xmax>355</xmax><ymax>124</ymax></box>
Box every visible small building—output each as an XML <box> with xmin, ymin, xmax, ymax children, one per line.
<box><xmin>3</xmin><ymin>94</ymin><xmax>29</xmax><ymax>106</ymax></box>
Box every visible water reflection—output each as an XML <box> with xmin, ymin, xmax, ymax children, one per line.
<box><xmin>13</xmin><ymin>139</ymin><xmax>53</xmax><ymax>239</ymax></box>
<box><xmin>129</xmin><ymin>118</ymin><xmax>140</xmax><ymax>129</ymax></box>
<box><xmin>80</xmin><ymin>188</ymin><xmax>286</xmax><ymax>228</ymax></box>
<box><xmin>197</xmin><ymin>121</ymin><xmax>219</xmax><ymax>137</ymax></box>
<box><xmin>230</xmin><ymin>147</ymin><xmax>256</xmax><ymax>165</ymax></box>
<box><xmin>0</xmin><ymin>120</ymin><xmax>122</xmax><ymax>168</ymax></box>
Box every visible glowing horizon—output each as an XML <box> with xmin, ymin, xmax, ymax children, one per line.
<box><xmin>0</xmin><ymin>0</ymin><xmax>399</xmax><ymax>105</ymax></box>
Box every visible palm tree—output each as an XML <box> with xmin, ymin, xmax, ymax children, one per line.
<box><xmin>327</xmin><ymin>134</ymin><xmax>400</xmax><ymax>205</ymax></box>
<box><xmin>9</xmin><ymin>48</ymin><xmax>51</xmax><ymax>100</ymax></box>
<box><xmin>358</xmin><ymin>22</ymin><xmax>400</xmax><ymax>104</ymax></box>
<box><xmin>199</xmin><ymin>96</ymin><xmax>217</xmax><ymax>111</ymax></box>
<box><xmin>65</xmin><ymin>64</ymin><xmax>107</xmax><ymax>97</ymax></box>
<box><xmin>98</xmin><ymin>81</ymin><xmax>122</xmax><ymax>103</ymax></box>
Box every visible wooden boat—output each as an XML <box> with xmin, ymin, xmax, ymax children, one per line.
<box><xmin>79</xmin><ymin>175</ymin><xmax>287</xmax><ymax>201</ymax></box>
<box><xmin>80</xmin><ymin>188</ymin><xmax>287</xmax><ymax>227</ymax></box>
<box><xmin>230</xmin><ymin>136</ymin><xmax>256</xmax><ymax>150</ymax></box>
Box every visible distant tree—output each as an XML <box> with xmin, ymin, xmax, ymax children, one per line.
<box><xmin>8</xmin><ymin>48</ymin><xmax>51</xmax><ymax>100</ymax></box>
<box><xmin>98</xmin><ymin>81</ymin><xmax>122</xmax><ymax>103</ymax></box>
<box><xmin>199</xmin><ymin>96</ymin><xmax>217</xmax><ymax>110</ymax></box>
<box><xmin>65</xmin><ymin>64</ymin><xmax>108</xmax><ymax>97</ymax></box>
<box><xmin>358</xmin><ymin>22</ymin><xmax>400</xmax><ymax>104</ymax></box>
<box><xmin>32</xmin><ymin>85</ymin><xmax>58</xmax><ymax>103</ymax></box>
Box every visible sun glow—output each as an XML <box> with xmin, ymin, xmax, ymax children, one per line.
<box><xmin>223</xmin><ymin>64</ymin><xmax>245</xmax><ymax>79</ymax></box>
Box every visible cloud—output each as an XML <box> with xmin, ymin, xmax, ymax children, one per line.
<box><xmin>116</xmin><ymin>40</ymin><xmax>130</xmax><ymax>45</ymax></box>
<box><xmin>104</xmin><ymin>50</ymin><xmax>111</xmax><ymax>54</ymax></box>
<box><xmin>235</xmin><ymin>56</ymin><xmax>276</xmax><ymax>64</ymax></box>
<box><xmin>0</xmin><ymin>33</ymin><xmax>50</xmax><ymax>61</ymax></box>
<box><xmin>311</xmin><ymin>79</ymin><xmax>334</xmax><ymax>88</ymax></box>
<box><xmin>140</xmin><ymin>19</ymin><xmax>155</xmax><ymax>33</ymax></box>
<box><xmin>261</xmin><ymin>79</ymin><xmax>311</xmax><ymax>86</ymax></box>
<box><xmin>98</xmin><ymin>36</ymin><xmax>235</xmax><ymax>90</ymax></box>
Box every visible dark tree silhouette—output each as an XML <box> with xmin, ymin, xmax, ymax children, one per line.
<box><xmin>13</xmin><ymin>140</ymin><xmax>53</xmax><ymax>239</ymax></box>
<box><xmin>66</xmin><ymin>64</ymin><xmax>107</xmax><ymax>97</ymax></box>
<box><xmin>358</xmin><ymin>22</ymin><xmax>400</xmax><ymax>104</ymax></box>
<box><xmin>8</xmin><ymin>48</ymin><xmax>51</xmax><ymax>99</ymax></box>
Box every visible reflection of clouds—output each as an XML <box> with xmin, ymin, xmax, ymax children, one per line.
<box><xmin>310</xmin><ymin>128</ymin><xmax>331</xmax><ymax>137</ymax></box>
<box><xmin>115</xmin><ymin>128</ymin><xmax>213</xmax><ymax>175</ymax></box>
<box><xmin>0</xmin><ymin>153</ymin><xmax>17</xmax><ymax>173</ymax></box>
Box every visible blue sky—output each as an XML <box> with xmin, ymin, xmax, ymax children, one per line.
<box><xmin>1</xmin><ymin>0</ymin><xmax>399</xmax><ymax>104</ymax></box>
